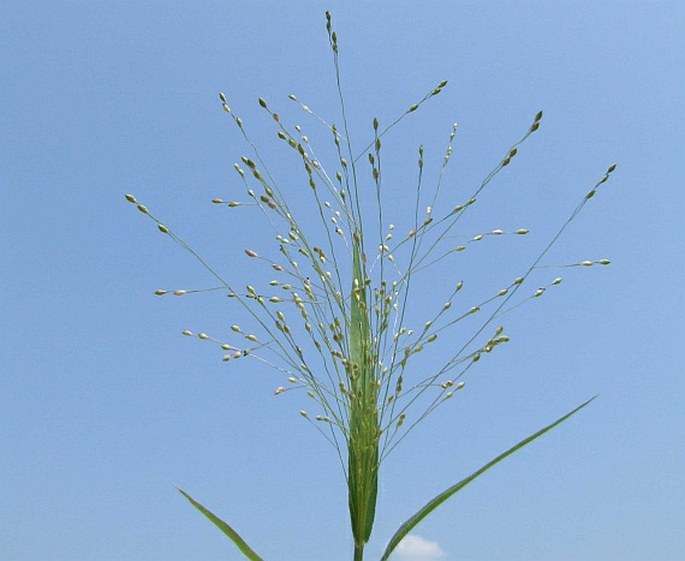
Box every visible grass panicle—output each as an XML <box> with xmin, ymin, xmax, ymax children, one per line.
<box><xmin>127</xmin><ymin>11</ymin><xmax>616</xmax><ymax>561</ymax></box>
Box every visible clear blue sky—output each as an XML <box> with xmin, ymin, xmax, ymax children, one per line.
<box><xmin>2</xmin><ymin>2</ymin><xmax>683</xmax><ymax>561</ymax></box>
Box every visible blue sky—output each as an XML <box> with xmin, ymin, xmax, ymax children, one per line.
<box><xmin>2</xmin><ymin>2</ymin><xmax>683</xmax><ymax>561</ymax></box>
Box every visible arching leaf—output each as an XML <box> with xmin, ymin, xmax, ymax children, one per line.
<box><xmin>176</xmin><ymin>487</ymin><xmax>265</xmax><ymax>561</ymax></box>
<box><xmin>380</xmin><ymin>397</ymin><xmax>596</xmax><ymax>561</ymax></box>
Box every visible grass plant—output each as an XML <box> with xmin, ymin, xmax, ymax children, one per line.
<box><xmin>126</xmin><ymin>11</ymin><xmax>616</xmax><ymax>561</ymax></box>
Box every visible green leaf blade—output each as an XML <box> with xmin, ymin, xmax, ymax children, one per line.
<box><xmin>380</xmin><ymin>396</ymin><xmax>597</xmax><ymax>561</ymax></box>
<box><xmin>176</xmin><ymin>487</ymin><xmax>265</xmax><ymax>561</ymax></box>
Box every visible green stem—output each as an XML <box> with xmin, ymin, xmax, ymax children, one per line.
<box><xmin>354</xmin><ymin>541</ymin><xmax>364</xmax><ymax>561</ymax></box>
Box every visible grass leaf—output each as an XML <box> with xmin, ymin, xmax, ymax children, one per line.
<box><xmin>176</xmin><ymin>487</ymin><xmax>265</xmax><ymax>561</ymax></box>
<box><xmin>348</xmin><ymin>238</ymin><xmax>380</xmax><ymax>557</ymax></box>
<box><xmin>379</xmin><ymin>396</ymin><xmax>596</xmax><ymax>561</ymax></box>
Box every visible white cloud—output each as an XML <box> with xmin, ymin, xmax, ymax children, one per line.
<box><xmin>394</xmin><ymin>534</ymin><xmax>446</xmax><ymax>561</ymax></box>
